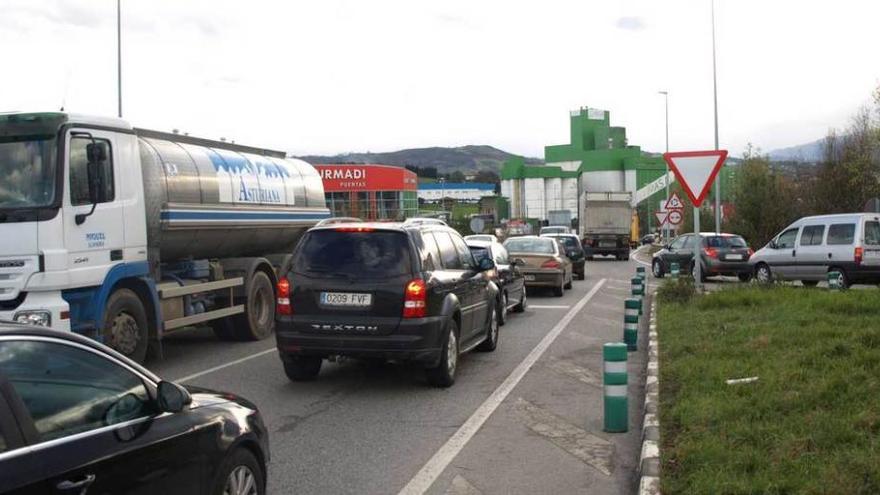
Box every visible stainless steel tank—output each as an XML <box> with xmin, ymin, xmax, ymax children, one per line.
<box><xmin>136</xmin><ymin>129</ymin><xmax>330</xmax><ymax>262</ymax></box>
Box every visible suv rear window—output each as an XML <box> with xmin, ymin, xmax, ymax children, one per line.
<box><xmin>704</xmin><ymin>236</ymin><xmax>748</xmax><ymax>248</ymax></box>
<box><xmin>295</xmin><ymin>230</ymin><xmax>412</xmax><ymax>277</ymax></box>
<box><xmin>827</xmin><ymin>224</ymin><xmax>856</xmax><ymax>245</ymax></box>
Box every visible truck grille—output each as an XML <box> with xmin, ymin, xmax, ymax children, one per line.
<box><xmin>0</xmin><ymin>257</ymin><xmax>37</xmax><ymax>302</ymax></box>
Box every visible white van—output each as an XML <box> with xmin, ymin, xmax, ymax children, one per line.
<box><xmin>749</xmin><ymin>213</ymin><xmax>880</xmax><ymax>288</ymax></box>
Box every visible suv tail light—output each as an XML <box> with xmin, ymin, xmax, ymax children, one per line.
<box><xmin>703</xmin><ymin>247</ymin><xmax>719</xmax><ymax>259</ymax></box>
<box><xmin>541</xmin><ymin>259</ymin><xmax>561</xmax><ymax>269</ymax></box>
<box><xmin>403</xmin><ymin>279</ymin><xmax>426</xmax><ymax>318</ymax></box>
<box><xmin>855</xmin><ymin>246</ymin><xmax>864</xmax><ymax>265</ymax></box>
<box><xmin>277</xmin><ymin>278</ymin><xmax>292</xmax><ymax>315</ymax></box>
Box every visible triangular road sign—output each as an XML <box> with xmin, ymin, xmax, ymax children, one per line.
<box><xmin>662</xmin><ymin>150</ymin><xmax>728</xmax><ymax>207</ymax></box>
<box><xmin>654</xmin><ymin>211</ymin><xmax>668</xmax><ymax>225</ymax></box>
<box><xmin>664</xmin><ymin>192</ymin><xmax>685</xmax><ymax>211</ymax></box>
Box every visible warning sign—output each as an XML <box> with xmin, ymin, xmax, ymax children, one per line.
<box><xmin>664</xmin><ymin>192</ymin><xmax>685</xmax><ymax>211</ymax></box>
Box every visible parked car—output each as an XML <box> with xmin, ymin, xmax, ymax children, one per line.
<box><xmin>503</xmin><ymin>236</ymin><xmax>573</xmax><ymax>297</ymax></box>
<box><xmin>466</xmin><ymin>239</ymin><xmax>528</xmax><ymax>324</ymax></box>
<box><xmin>652</xmin><ymin>233</ymin><xmax>753</xmax><ymax>281</ymax></box>
<box><xmin>464</xmin><ymin>234</ymin><xmax>499</xmax><ymax>244</ymax></box>
<box><xmin>749</xmin><ymin>213</ymin><xmax>880</xmax><ymax>288</ymax></box>
<box><xmin>275</xmin><ymin>222</ymin><xmax>500</xmax><ymax>387</ymax></box>
<box><xmin>316</xmin><ymin>216</ymin><xmax>363</xmax><ymax>226</ymax></box>
<box><xmin>640</xmin><ymin>234</ymin><xmax>656</xmax><ymax>245</ymax></box>
<box><xmin>539</xmin><ymin>225</ymin><xmax>570</xmax><ymax>235</ymax></box>
<box><xmin>0</xmin><ymin>323</ymin><xmax>269</xmax><ymax>495</ymax></box>
<box><xmin>541</xmin><ymin>233</ymin><xmax>586</xmax><ymax>280</ymax></box>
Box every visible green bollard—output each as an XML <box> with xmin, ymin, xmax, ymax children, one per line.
<box><xmin>636</xmin><ymin>266</ymin><xmax>647</xmax><ymax>291</ymax></box>
<box><xmin>631</xmin><ymin>277</ymin><xmax>645</xmax><ymax>315</ymax></box>
<box><xmin>670</xmin><ymin>262</ymin><xmax>680</xmax><ymax>279</ymax></box>
<box><xmin>828</xmin><ymin>270</ymin><xmax>844</xmax><ymax>290</ymax></box>
<box><xmin>603</xmin><ymin>343</ymin><xmax>628</xmax><ymax>433</ymax></box>
<box><xmin>624</xmin><ymin>298</ymin><xmax>640</xmax><ymax>351</ymax></box>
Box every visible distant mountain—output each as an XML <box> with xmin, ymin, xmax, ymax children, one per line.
<box><xmin>297</xmin><ymin>145</ymin><xmax>543</xmax><ymax>174</ymax></box>
<box><xmin>767</xmin><ymin>139</ymin><xmax>825</xmax><ymax>163</ymax></box>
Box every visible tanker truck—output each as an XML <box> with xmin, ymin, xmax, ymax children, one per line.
<box><xmin>0</xmin><ymin>112</ymin><xmax>330</xmax><ymax>362</ymax></box>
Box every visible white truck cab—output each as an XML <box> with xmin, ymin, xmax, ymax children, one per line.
<box><xmin>0</xmin><ymin>112</ymin><xmax>329</xmax><ymax>362</ymax></box>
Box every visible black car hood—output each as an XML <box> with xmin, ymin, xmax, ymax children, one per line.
<box><xmin>183</xmin><ymin>384</ymin><xmax>259</xmax><ymax>411</ymax></box>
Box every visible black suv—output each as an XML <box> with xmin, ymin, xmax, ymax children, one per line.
<box><xmin>275</xmin><ymin>223</ymin><xmax>500</xmax><ymax>387</ymax></box>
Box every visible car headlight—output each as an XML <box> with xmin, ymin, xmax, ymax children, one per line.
<box><xmin>13</xmin><ymin>310</ymin><xmax>52</xmax><ymax>327</ymax></box>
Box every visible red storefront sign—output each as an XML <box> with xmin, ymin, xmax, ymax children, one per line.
<box><xmin>315</xmin><ymin>164</ymin><xmax>418</xmax><ymax>192</ymax></box>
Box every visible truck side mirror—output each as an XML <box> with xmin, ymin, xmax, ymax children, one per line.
<box><xmin>75</xmin><ymin>142</ymin><xmax>108</xmax><ymax>225</ymax></box>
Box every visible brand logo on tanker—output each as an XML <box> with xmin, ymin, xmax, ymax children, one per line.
<box><xmin>207</xmin><ymin>152</ymin><xmax>293</xmax><ymax>205</ymax></box>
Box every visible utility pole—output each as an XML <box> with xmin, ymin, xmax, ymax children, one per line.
<box><xmin>659</xmin><ymin>90</ymin><xmax>669</xmax><ymax>242</ymax></box>
<box><xmin>117</xmin><ymin>0</ymin><xmax>122</xmax><ymax>118</ymax></box>
<box><xmin>711</xmin><ymin>0</ymin><xmax>721</xmax><ymax>233</ymax></box>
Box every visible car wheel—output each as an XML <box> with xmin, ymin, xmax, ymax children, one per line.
<box><xmin>652</xmin><ymin>259</ymin><xmax>665</xmax><ymax>278</ymax></box>
<box><xmin>103</xmin><ymin>289</ymin><xmax>149</xmax><ymax>364</ymax></box>
<box><xmin>426</xmin><ymin>319</ymin><xmax>459</xmax><ymax>387</ymax></box>
<box><xmin>828</xmin><ymin>268</ymin><xmax>850</xmax><ymax>289</ymax></box>
<box><xmin>212</xmin><ymin>448</ymin><xmax>264</xmax><ymax>495</ymax></box>
<box><xmin>737</xmin><ymin>272</ymin><xmax>752</xmax><ymax>282</ymax></box>
<box><xmin>577</xmin><ymin>270</ymin><xmax>585</xmax><ymax>280</ymax></box>
<box><xmin>801</xmin><ymin>280</ymin><xmax>819</xmax><ymax>287</ymax></box>
<box><xmin>564</xmin><ymin>271</ymin><xmax>573</xmax><ymax>290</ymax></box>
<box><xmin>477</xmin><ymin>305</ymin><xmax>499</xmax><ymax>352</ymax></box>
<box><xmin>553</xmin><ymin>278</ymin><xmax>564</xmax><ymax>297</ymax></box>
<box><xmin>755</xmin><ymin>263</ymin><xmax>772</xmax><ymax>284</ymax></box>
<box><xmin>513</xmin><ymin>289</ymin><xmax>527</xmax><ymax>313</ymax></box>
<box><xmin>497</xmin><ymin>294</ymin><xmax>508</xmax><ymax>326</ymax></box>
<box><xmin>283</xmin><ymin>356</ymin><xmax>322</xmax><ymax>381</ymax></box>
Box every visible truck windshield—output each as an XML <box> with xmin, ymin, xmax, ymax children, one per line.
<box><xmin>0</xmin><ymin>138</ymin><xmax>56</xmax><ymax>209</ymax></box>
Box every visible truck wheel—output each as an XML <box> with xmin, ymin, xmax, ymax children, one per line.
<box><xmin>235</xmin><ymin>271</ymin><xmax>275</xmax><ymax>341</ymax></box>
<box><xmin>210</xmin><ymin>318</ymin><xmax>237</xmax><ymax>341</ymax></box>
<box><xmin>426</xmin><ymin>319</ymin><xmax>459</xmax><ymax>388</ymax></box>
<box><xmin>103</xmin><ymin>289</ymin><xmax>149</xmax><ymax>364</ymax></box>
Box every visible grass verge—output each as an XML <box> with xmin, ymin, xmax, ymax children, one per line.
<box><xmin>659</xmin><ymin>285</ymin><xmax>880</xmax><ymax>494</ymax></box>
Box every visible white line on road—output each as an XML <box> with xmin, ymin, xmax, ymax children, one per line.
<box><xmin>529</xmin><ymin>305</ymin><xmax>571</xmax><ymax>309</ymax></box>
<box><xmin>174</xmin><ymin>347</ymin><xmax>277</xmax><ymax>384</ymax></box>
<box><xmin>397</xmin><ymin>278</ymin><xmax>607</xmax><ymax>495</ymax></box>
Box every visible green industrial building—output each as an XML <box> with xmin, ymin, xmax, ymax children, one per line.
<box><xmin>500</xmin><ymin>107</ymin><xmax>734</xmax><ymax>232</ymax></box>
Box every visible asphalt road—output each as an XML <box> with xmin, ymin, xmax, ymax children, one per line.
<box><xmin>149</xmin><ymin>258</ymin><xmax>645</xmax><ymax>494</ymax></box>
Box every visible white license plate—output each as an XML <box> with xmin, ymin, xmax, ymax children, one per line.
<box><xmin>726</xmin><ymin>254</ymin><xmax>743</xmax><ymax>260</ymax></box>
<box><xmin>320</xmin><ymin>292</ymin><xmax>372</xmax><ymax>307</ymax></box>
<box><xmin>599</xmin><ymin>241</ymin><xmax>616</xmax><ymax>247</ymax></box>
<box><xmin>524</xmin><ymin>275</ymin><xmax>536</xmax><ymax>281</ymax></box>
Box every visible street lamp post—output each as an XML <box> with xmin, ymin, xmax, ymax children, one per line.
<box><xmin>659</xmin><ymin>90</ymin><xmax>669</xmax><ymax>242</ymax></box>
<box><xmin>117</xmin><ymin>0</ymin><xmax>122</xmax><ymax>118</ymax></box>
<box><xmin>711</xmin><ymin>0</ymin><xmax>721</xmax><ymax>233</ymax></box>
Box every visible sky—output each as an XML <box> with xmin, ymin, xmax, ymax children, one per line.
<box><xmin>2</xmin><ymin>0</ymin><xmax>878</xmax><ymax>159</ymax></box>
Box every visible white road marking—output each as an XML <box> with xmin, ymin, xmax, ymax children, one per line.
<box><xmin>398</xmin><ymin>279</ymin><xmax>607</xmax><ymax>495</ymax></box>
<box><xmin>514</xmin><ymin>398</ymin><xmax>614</xmax><ymax>475</ymax></box>
<box><xmin>174</xmin><ymin>347</ymin><xmax>277</xmax><ymax>383</ymax></box>
<box><xmin>632</xmin><ymin>245</ymin><xmax>654</xmax><ymax>267</ymax></box>
<box><xmin>529</xmin><ymin>305</ymin><xmax>571</xmax><ymax>309</ymax></box>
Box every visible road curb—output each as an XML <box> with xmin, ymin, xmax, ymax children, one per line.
<box><xmin>639</xmin><ymin>293</ymin><xmax>661</xmax><ymax>495</ymax></box>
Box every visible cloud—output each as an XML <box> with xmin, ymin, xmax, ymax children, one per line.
<box><xmin>615</xmin><ymin>16</ymin><xmax>645</xmax><ymax>31</ymax></box>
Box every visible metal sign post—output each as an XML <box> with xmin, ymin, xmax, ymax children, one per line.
<box><xmin>662</xmin><ymin>150</ymin><xmax>729</xmax><ymax>290</ymax></box>
<box><xmin>694</xmin><ymin>207</ymin><xmax>701</xmax><ymax>286</ymax></box>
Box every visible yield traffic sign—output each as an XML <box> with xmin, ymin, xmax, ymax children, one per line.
<box><xmin>662</xmin><ymin>150</ymin><xmax>728</xmax><ymax>207</ymax></box>
<box><xmin>654</xmin><ymin>211</ymin><xmax>668</xmax><ymax>226</ymax></box>
<box><xmin>664</xmin><ymin>192</ymin><xmax>685</xmax><ymax>211</ymax></box>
